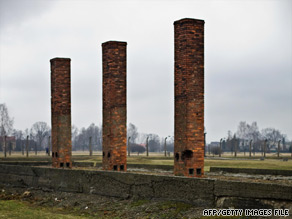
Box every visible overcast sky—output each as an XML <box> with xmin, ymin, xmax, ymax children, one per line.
<box><xmin>0</xmin><ymin>0</ymin><xmax>291</xmax><ymax>143</ymax></box>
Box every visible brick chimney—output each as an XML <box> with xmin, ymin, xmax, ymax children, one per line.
<box><xmin>174</xmin><ymin>18</ymin><xmax>205</xmax><ymax>177</ymax></box>
<box><xmin>50</xmin><ymin>58</ymin><xmax>72</xmax><ymax>168</ymax></box>
<box><xmin>102</xmin><ymin>41</ymin><xmax>127</xmax><ymax>171</ymax></box>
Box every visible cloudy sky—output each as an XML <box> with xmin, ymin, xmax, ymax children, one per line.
<box><xmin>0</xmin><ymin>0</ymin><xmax>291</xmax><ymax>143</ymax></box>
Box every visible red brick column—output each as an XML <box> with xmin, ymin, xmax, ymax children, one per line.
<box><xmin>50</xmin><ymin>58</ymin><xmax>72</xmax><ymax>168</ymax></box>
<box><xmin>102</xmin><ymin>41</ymin><xmax>127</xmax><ymax>171</ymax></box>
<box><xmin>174</xmin><ymin>18</ymin><xmax>205</xmax><ymax>177</ymax></box>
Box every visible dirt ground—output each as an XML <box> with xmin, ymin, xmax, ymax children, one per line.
<box><xmin>1</xmin><ymin>184</ymin><xmax>290</xmax><ymax>219</ymax></box>
<box><xmin>0</xmin><ymin>185</ymin><xmax>206</xmax><ymax>219</ymax></box>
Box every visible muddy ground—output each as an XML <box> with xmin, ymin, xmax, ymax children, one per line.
<box><xmin>0</xmin><ymin>185</ymin><xmax>206</xmax><ymax>218</ymax></box>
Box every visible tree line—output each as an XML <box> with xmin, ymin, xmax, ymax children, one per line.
<box><xmin>71</xmin><ymin>122</ymin><xmax>174</xmax><ymax>154</ymax></box>
<box><xmin>208</xmin><ymin>121</ymin><xmax>291</xmax><ymax>156</ymax></box>
<box><xmin>1</xmin><ymin>103</ymin><xmax>290</xmax><ymax>156</ymax></box>
<box><xmin>0</xmin><ymin>103</ymin><xmax>174</xmax><ymax>155</ymax></box>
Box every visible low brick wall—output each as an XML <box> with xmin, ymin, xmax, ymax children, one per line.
<box><xmin>0</xmin><ymin>164</ymin><xmax>291</xmax><ymax>209</ymax></box>
<box><xmin>210</xmin><ymin>167</ymin><xmax>292</xmax><ymax>176</ymax></box>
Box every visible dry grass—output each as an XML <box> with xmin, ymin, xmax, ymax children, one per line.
<box><xmin>204</xmin><ymin>159</ymin><xmax>292</xmax><ymax>171</ymax></box>
<box><xmin>1</xmin><ymin>151</ymin><xmax>291</xmax><ymax>172</ymax></box>
<box><xmin>0</xmin><ymin>200</ymin><xmax>88</xmax><ymax>219</ymax></box>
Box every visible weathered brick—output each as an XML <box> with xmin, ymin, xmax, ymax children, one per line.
<box><xmin>102</xmin><ymin>41</ymin><xmax>127</xmax><ymax>171</ymax></box>
<box><xmin>50</xmin><ymin>58</ymin><xmax>72</xmax><ymax>168</ymax></box>
<box><xmin>174</xmin><ymin>18</ymin><xmax>205</xmax><ymax>177</ymax></box>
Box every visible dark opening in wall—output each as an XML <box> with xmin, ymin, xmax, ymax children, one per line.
<box><xmin>113</xmin><ymin>165</ymin><xmax>118</xmax><ymax>171</ymax></box>
<box><xmin>120</xmin><ymin>165</ymin><xmax>124</xmax><ymax>171</ymax></box>
<box><xmin>52</xmin><ymin>152</ymin><xmax>55</xmax><ymax>157</ymax></box>
<box><xmin>175</xmin><ymin>153</ymin><xmax>179</xmax><ymax>161</ymax></box>
<box><xmin>66</xmin><ymin>163</ymin><xmax>70</xmax><ymax>168</ymax></box>
<box><xmin>107</xmin><ymin>152</ymin><xmax>111</xmax><ymax>158</ymax></box>
<box><xmin>189</xmin><ymin>168</ymin><xmax>194</xmax><ymax>175</ymax></box>
<box><xmin>196</xmin><ymin>168</ymin><xmax>201</xmax><ymax>176</ymax></box>
<box><xmin>103</xmin><ymin>152</ymin><xmax>105</xmax><ymax>157</ymax></box>
<box><xmin>56</xmin><ymin>152</ymin><xmax>58</xmax><ymax>157</ymax></box>
<box><xmin>182</xmin><ymin>150</ymin><xmax>193</xmax><ymax>160</ymax></box>
<box><xmin>60</xmin><ymin>162</ymin><xmax>64</xmax><ymax>168</ymax></box>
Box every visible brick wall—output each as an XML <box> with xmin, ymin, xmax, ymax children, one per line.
<box><xmin>50</xmin><ymin>58</ymin><xmax>72</xmax><ymax>168</ymax></box>
<box><xmin>174</xmin><ymin>18</ymin><xmax>205</xmax><ymax>177</ymax></box>
<box><xmin>102</xmin><ymin>41</ymin><xmax>127</xmax><ymax>171</ymax></box>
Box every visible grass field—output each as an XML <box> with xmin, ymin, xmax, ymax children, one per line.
<box><xmin>0</xmin><ymin>200</ymin><xmax>88</xmax><ymax>219</ymax></box>
<box><xmin>0</xmin><ymin>199</ymin><xmax>250</xmax><ymax>219</ymax></box>
<box><xmin>1</xmin><ymin>151</ymin><xmax>291</xmax><ymax>172</ymax></box>
<box><xmin>0</xmin><ymin>195</ymin><xmax>204</xmax><ymax>219</ymax></box>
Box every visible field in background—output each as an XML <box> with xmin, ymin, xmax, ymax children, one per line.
<box><xmin>1</xmin><ymin>151</ymin><xmax>291</xmax><ymax>171</ymax></box>
<box><xmin>206</xmin><ymin>151</ymin><xmax>292</xmax><ymax>158</ymax></box>
<box><xmin>2</xmin><ymin>150</ymin><xmax>292</xmax><ymax>158</ymax></box>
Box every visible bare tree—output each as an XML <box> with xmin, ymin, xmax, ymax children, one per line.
<box><xmin>72</xmin><ymin>125</ymin><xmax>79</xmax><ymax>149</ymax></box>
<box><xmin>13</xmin><ymin>129</ymin><xmax>24</xmax><ymax>151</ymax></box>
<box><xmin>0</xmin><ymin>103</ymin><xmax>14</xmax><ymax>136</ymax></box>
<box><xmin>236</xmin><ymin>121</ymin><xmax>248</xmax><ymax>139</ymax></box>
<box><xmin>87</xmin><ymin>123</ymin><xmax>100</xmax><ymax>151</ymax></box>
<box><xmin>127</xmin><ymin>123</ymin><xmax>138</xmax><ymax>143</ymax></box>
<box><xmin>261</xmin><ymin>128</ymin><xmax>284</xmax><ymax>151</ymax></box>
<box><xmin>0</xmin><ymin>104</ymin><xmax>14</xmax><ymax>156</ymax></box>
<box><xmin>72</xmin><ymin>123</ymin><xmax>101</xmax><ymax>151</ymax></box>
<box><xmin>30</xmin><ymin>121</ymin><xmax>50</xmax><ymax>151</ymax></box>
<box><xmin>236</xmin><ymin>121</ymin><xmax>261</xmax><ymax>152</ymax></box>
<box><xmin>236</xmin><ymin>121</ymin><xmax>261</xmax><ymax>142</ymax></box>
<box><xmin>148</xmin><ymin>134</ymin><xmax>161</xmax><ymax>152</ymax></box>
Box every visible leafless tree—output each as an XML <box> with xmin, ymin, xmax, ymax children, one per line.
<box><xmin>127</xmin><ymin>123</ymin><xmax>138</xmax><ymax>143</ymax></box>
<box><xmin>0</xmin><ymin>104</ymin><xmax>14</xmax><ymax>156</ymax></box>
<box><xmin>30</xmin><ymin>121</ymin><xmax>50</xmax><ymax>151</ymax></box>
<box><xmin>72</xmin><ymin>124</ymin><xmax>79</xmax><ymax>149</ymax></box>
<box><xmin>13</xmin><ymin>129</ymin><xmax>24</xmax><ymax>151</ymax></box>
<box><xmin>236</xmin><ymin>121</ymin><xmax>261</xmax><ymax>142</ymax></box>
<box><xmin>73</xmin><ymin>123</ymin><xmax>101</xmax><ymax>151</ymax></box>
<box><xmin>147</xmin><ymin>134</ymin><xmax>161</xmax><ymax>152</ymax></box>
<box><xmin>261</xmin><ymin>128</ymin><xmax>284</xmax><ymax>151</ymax></box>
<box><xmin>236</xmin><ymin>121</ymin><xmax>261</xmax><ymax>151</ymax></box>
<box><xmin>0</xmin><ymin>103</ymin><xmax>14</xmax><ymax>136</ymax></box>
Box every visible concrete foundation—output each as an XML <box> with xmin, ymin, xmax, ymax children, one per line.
<box><xmin>0</xmin><ymin>164</ymin><xmax>291</xmax><ymax>209</ymax></box>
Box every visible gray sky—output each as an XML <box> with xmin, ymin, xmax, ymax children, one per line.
<box><xmin>0</xmin><ymin>0</ymin><xmax>291</xmax><ymax>143</ymax></box>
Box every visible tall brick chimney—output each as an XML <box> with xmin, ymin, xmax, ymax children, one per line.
<box><xmin>102</xmin><ymin>41</ymin><xmax>127</xmax><ymax>171</ymax></box>
<box><xmin>174</xmin><ymin>18</ymin><xmax>205</xmax><ymax>177</ymax></box>
<box><xmin>50</xmin><ymin>58</ymin><xmax>72</xmax><ymax>168</ymax></box>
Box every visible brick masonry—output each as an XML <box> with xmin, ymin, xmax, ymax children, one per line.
<box><xmin>174</xmin><ymin>18</ymin><xmax>205</xmax><ymax>177</ymax></box>
<box><xmin>102</xmin><ymin>41</ymin><xmax>127</xmax><ymax>171</ymax></box>
<box><xmin>50</xmin><ymin>58</ymin><xmax>72</xmax><ymax>168</ymax></box>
